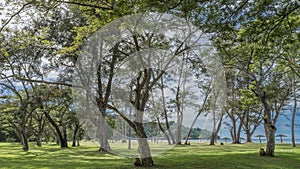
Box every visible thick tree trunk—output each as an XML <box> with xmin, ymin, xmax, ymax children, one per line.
<box><xmin>72</xmin><ymin>124</ymin><xmax>80</xmax><ymax>147</ymax></box>
<box><xmin>246</xmin><ymin>132</ymin><xmax>252</xmax><ymax>142</ymax></box>
<box><xmin>21</xmin><ymin>130</ymin><xmax>29</xmax><ymax>151</ymax></box>
<box><xmin>77</xmin><ymin>139</ymin><xmax>80</xmax><ymax>146</ymax></box>
<box><xmin>167</xmin><ymin>127</ymin><xmax>176</xmax><ymax>144</ymax></box>
<box><xmin>253</xmin><ymin>85</ymin><xmax>276</xmax><ymax>156</ymax></box>
<box><xmin>265</xmin><ymin>125</ymin><xmax>276</xmax><ymax>156</ymax></box>
<box><xmin>36</xmin><ymin>134</ymin><xmax>42</xmax><ymax>147</ymax></box>
<box><xmin>60</xmin><ymin>138</ymin><xmax>68</xmax><ymax>148</ymax></box>
<box><xmin>232</xmin><ymin>118</ymin><xmax>237</xmax><ymax>143</ymax></box>
<box><xmin>262</xmin><ymin>100</ymin><xmax>276</xmax><ymax>156</ymax></box>
<box><xmin>175</xmin><ymin>85</ymin><xmax>184</xmax><ymax>146</ymax></box>
<box><xmin>263</xmin><ymin>112</ymin><xmax>276</xmax><ymax>156</ymax></box>
<box><xmin>210</xmin><ymin>131</ymin><xmax>216</xmax><ymax>145</ymax></box>
<box><xmin>244</xmin><ymin>109</ymin><xmax>251</xmax><ymax>143</ymax></box>
<box><xmin>72</xmin><ymin>134</ymin><xmax>77</xmax><ymax>147</ymax></box>
<box><xmin>98</xmin><ymin>115</ymin><xmax>111</xmax><ymax>152</ymax></box>
<box><xmin>136</xmin><ymin>123</ymin><xmax>154</xmax><ymax>167</ymax></box>
<box><xmin>235</xmin><ymin>111</ymin><xmax>246</xmax><ymax>144</ymax></box>
<box><xmin>176</xmin><ymin>110</ymin><xmax>183</xmax><ymax>144</ymax></box>
<box><xmin>44</xmin><ymin>111</ymin><xmax>68</xmax><ymax>148</ymax></box>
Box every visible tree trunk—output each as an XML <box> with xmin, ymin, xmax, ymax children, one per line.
<box><xmin>136</xmin><ymin>123</ymin><xmax>154</xmax><ymax>167</ymax></box>
<box><xmin>244</xmin><ymin>109</ymin><xmax>253</xmax><ymax>143</ymax></box>
<box><xmin>210</xmin><ymin>114</ymin><xmax>223</xmax><ymax>145</ymax></box>
<box><xmin>77</xmin><ymin>139</ymin><xmax>80</xmax><ymax>146</ymax></box>
<box><xmin>246</xmin><ymin>131</ymin><xmax>252</xmax><ymax>142</ymax></box>
<box><xmin>159</xmin><ymin>80</ymin><xmax>176</xmax><ymax>144</ymax></box>
<box><xmin>210</xmin><ymin>109</ymin><xmax>216</xmax><ymax>145</ymax></box>
<box><xmin>184</xmin><ymin>95</ymin><xmax>209</xmax><ymax>144</ymax></box>
<box><xmin>262</xmin><ymin>100</ymin><xmax>276</xmax><ymax>156</ymax></box>
<box><xmin>157</xmin><ymin>118</ymin><xmax>172</xmax><ymax>145</ymax></box>
<box><xmin>253</xmin><ymin>85</ymin><xmax>276</xmax><ymax>156</ymax></box>
<box><xmin>128</xmin><ymin>109</ymin><xmax>132</xmax><ymax>149</ymax></box>
<box><xmin>21</xmin><ymin>130</ymin><xmax>29</xmax><ymax>151</ymax></box>
<box><xmin>236</xmin><ymin>113</ymin><xmax>245</xmax><ymax>144</ymax></box>
<box><xmin>45</xmin><ymin>135</ymin><xmax>49</xmax><ymax>144</ymax></box>
<box><xmin>151</xmin><ymin>92</ymin><xmax>171</xmax><ymax>144</ymax></box>
<box><xmin>216</xmin><ymin>115</ymin><xmax>223</xmax><ymax>142</ymax></box>
<box><xmin>72</xmin><ymin>124</ymin><xmax>79</xmax><ymax>147</ymax></box>
<box><xmin>44</xmin><ymin>111</ymin><xmax>68</xmax><ymax>148</ymax></box>
<box><xmin>128</xmin><ymin>130</ymin><xmax>132</xmax><ymax>149</ymax></box>
<box><xmin>184</xmin><ymin>113</ymin><xmax>200</xmax><ymax>145</ymax></box>
<box><xmin>210</xmin><ymin>131</ymin><xmax>216</xmax><ymax>145</ymax></box>
<box><xmin>291</xmin><ymin>78</ymin><xmax>297</xmax><ymax>147</ymax></box>
<box><xmin>36</xmin><ymin>134</ymin><xmax>42</xmax><ymax>147</ymax></box>
<box><xmin>98</xmin><ymin>114</ymin><xmax>111</xmax><ymax>152</ymax></box>
<box><xmin>61</xmin><ymin>124</ymin><xmax>68</xmax><ymax>148</ymax></box>
<box><xmin>232</xmin><ymin>118</ymin><xmax>237</xmax><ymax>143</ymax></box>
<box><xmin>265</xmin><ymin>124</ymin><xmax>276</xmax><ymax>156</ymax></box>
<box><xmin>176</xmin><ymin>112</ymin><xmax>182</xmax><ymax>144</ymax></box>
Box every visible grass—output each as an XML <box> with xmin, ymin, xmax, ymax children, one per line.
<box><xmin>0</xmin><ymin>141</ymin><xmax>299</xmax><ymax>169</ymax></box>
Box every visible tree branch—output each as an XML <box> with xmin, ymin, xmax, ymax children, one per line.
<box><xmin>56</xmin><ymin>0</ymin><xmax>114</xmax><ymax>10</ymax></box>
<box><xmin>0</xmin><ymin>1</ymin><xmax>35</xmax><ymax>32</ymax></box>
<box><xmin>15</xmin><ymin>77</ymin><xmax>75</xmax><ymax>87</ymax></box>
<box><xmin>0</xmin><ymin>0</ymin><xmax>114</xmax><ymax>33</ymax></box>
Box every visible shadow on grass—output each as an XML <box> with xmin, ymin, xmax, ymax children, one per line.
<box><xmin>1</xmin><ymin>143</ymin><xmax>300</xmax><ymax>169</ymax></box>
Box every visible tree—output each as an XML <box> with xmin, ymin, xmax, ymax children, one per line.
<box><xmin>0</xmin><ymin>28</ymin><xmax>45</xmax><ymax>151</ymax></box>
<box><xmin>206</xmin><ymin>0</ymin><xmax>300</xmax><ymax>156</ymax></box>
<box><xmin>290</xmin><ymin>74</ymin><xmax>299</xmax><ymax>147</ymax></box>
<box><xmin>183</xmin><ymin>67</ymin><xmax>212</xmax><ymax>145</ymax></box>
<box><xmin>73</xmin><ymin>12</ymin><xmax>209</xmax><ymax>166</ymax></box>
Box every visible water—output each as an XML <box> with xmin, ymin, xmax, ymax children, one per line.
<box><xmin>189</xmin><ymin>139</ymin><xmax>300</xmax><ymax>144</ymax></box>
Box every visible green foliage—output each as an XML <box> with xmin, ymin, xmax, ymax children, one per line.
<box><xmin>1</xmin><ymin>0</ymin><xmax>300</xmax><ymax>159</ymax></box>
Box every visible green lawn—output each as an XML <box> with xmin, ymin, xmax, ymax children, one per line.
<box><xmin>0</xmin><ymin>141</ymin><xmax>299</xmax><ymax>169</ymax></box>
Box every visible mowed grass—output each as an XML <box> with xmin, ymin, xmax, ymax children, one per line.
<box><xmin>0</xmin><ymin>141</ymin><xmax>299</xmax><ymax>169</ymax></box>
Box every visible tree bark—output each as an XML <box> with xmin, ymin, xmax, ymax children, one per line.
<box><xmin>72</xmin><ymin>124</ymin><xmax>80</xmax><ymax>147</ymax></box>
<box><xmin>265</xmin><ymin>122</ymin><xmax>276</xmax><ymax>156</ymax></box>
<box><xmin>184</xmin><ymin>88</ymin><xmax>210</xmax><ymax>145</ymax></box>
<box><xmin>36</xmin><ymin>134</ymin><xmax>42</xmax><ymax>147</ymax></box>
<box><xmin>98</xmin><ymin>115</ymin><xmax>111</xmax><ymax>152</ymax></box>
<box><xmin>20</xmin><ymin>130</ymin><xmax>29</xmax><ymax>151</ymax></box>
<box><xmin>210</xmin><ymin>114</ymin><xmax>223</xmax><ymax>145</ymax></box>
<box><xmin>159</xmin><ymin>79</ymin><xmax>176</xmax><ymax>144</ymax></box>
<box><xmin>260</xmin><ymin>90</ymin><xmax>275</xmax><ymax>156</ymax></box>
<box><xmin>235</xmin><ymin>111</ymin><xmax>246</xmax><ymax>144</ymax></box>
<box><xmin>150</xmin><ymin>91</ymin><xmax>172</xmax><ymax>145</ymax></box>
<box><xmin>291</xmin><ymin>78</ymin><xmax>297</xmax><ymax>147</ymax></box>
<box><xmin>176</xmin><ymin>110</ymin><xmax>183</xmax><ymax>144</ymax></box>
<box><xmin>135</xmin><ymin>123</ymin><xmax>154</xmax><ymax>167</ymax></box>
<box><xmin>44</xmin><ymin>111</ymin><xmax>68</xmax><ymax>148</ymax></box>
<box><xmin>95</xmin><ymin>47</ymin><xmax>118</xmax><ymax>152</ymax></box>
<box><xmin>156</xmin><ymin>118</ymin><xmax>172</xmax><ymax>145</ymax></box>
<box><xmin>184</xmin><ymin>113</ymin><xmax>201</xmax><ymax>145</ymax></box>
